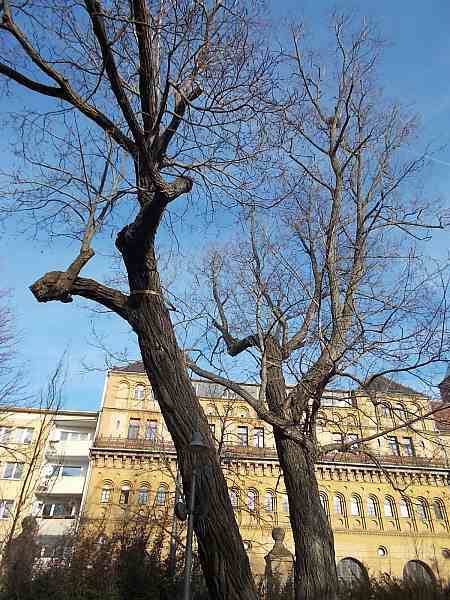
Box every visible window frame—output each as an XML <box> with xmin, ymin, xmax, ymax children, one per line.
<box><xmin>155</xmin><ymin>486</ymin><xmax>167</xmax><ymax>506</ymax></box>
<box><xmin>3</xmin><ymin>462</ymin><xmax>23</xmax><ymax>480</ymax></box>
<box><xmin>253</xmin><ymin>427</ymin><xmax>265</xmax><ymax>448</ymax></box>
<box><xmin>386</xmin><ymin>436</ymin><xmax>400</xmax><ymax>456</ymax></box>
<box><xmin>0</xmin><ymin>500</ymin><xmax>14</xmax><ymax>519</ymax></box>
<box><xmin>350</xmin><ymin>496</ymin><xmax>361</xmax><ymax>516</ymax></box>
<box><xmin>138</xmin><ymin>487</ymin><xmax>149</xmax><ymax>505</ymax></box>
<box><xmin>61</xmin><ymin>465</ymin><xmax>83</xmax><ymax>477</ymax></box>
<box><xmin>367</xmin><ymin>496</ymin><xmax>378</xmax><ymax>517</ymax></box>
<box><xmin>100</xmin><ymin>487</ymin><xmax>112</xmax><ymax>503</ymax></box>
<box><xmin>127</xmin><ymin>418</ymin><xmax>140</xmax><ymax>440</ymax></box>
<box><xmin>237</xmin><ymin>426</ymin><xmax>249</xmax><ymax>447</ymax></box>
<box><xmin>134</xmin><ymin>384</ymin><xmax>146</xmax><ymax>401</ymax></box>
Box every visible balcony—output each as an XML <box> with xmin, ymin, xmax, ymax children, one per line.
<box><xmin>318</xmin><ymin>450</ymin><xmax>449</xmax><ymax>469</ymax></box>
<box><xmin>37</xmin><ymin>517</ymin><xmax>76</xmax><ymax>537</ymax></box>
<box><xmin>93</xmin><ymin>437</ymin><xmax>449</xmax><ymax>470</ymax></box>
<box><xmin>46</xmin><ymin>439</ymin><xmax>92</xmax><ymax>459</ymax></box>
<box><xmin>95</xmin><ymin>436</ymin><xmax>176</xmax><ymax>452</ymax></box>
<box><xmin>37</xmin><ymin>477</ymin><xmax>86</xmax><ymax>495</ymax></box>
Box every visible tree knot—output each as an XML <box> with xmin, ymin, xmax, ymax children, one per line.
<box><xmin>29</xmin><ymin>271</ymin><xmax>75</xmax><ymax>303</ymax></box>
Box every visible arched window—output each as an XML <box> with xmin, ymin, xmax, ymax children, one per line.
<box><xmin>100</xmin><ymin>483</ymin><xmax>113</xmax><ymax>503</ymax></box>
<box><xmin>229</xmin><ymin>489</ymin><xmax>238</xmax><ymax>509</ymax></box>
<box><xmin>134</xmin><ymin>384</ymin><xmax>145</xmax><ymax>400</ymax></box>
<box><xmin>399</xmin><ymin>498</ymin><xmax>411</xmax><ymax>518</ymax></box>
<box><xmin>350</xmin><ymin>496</ymin><xmax>361</xmax><ymax>516</ymax></box>
<box><xmin>433</xmin><ymin>499</ymin><xmax>446</xmax><ymax>521</ymax></box>
<box><xmin>333</xmin><ymin>495</ymin><xmax>345</xmax><ymax>515</ymax></box>
<box><xmin>337</xmin><ymin>558</ymin><xmax>369</xmax><ymax>587</ymax></box>
<box><xmin>119</xmin><ymin>485</ymin><xmax>131</xmax><ymax>505</ymax></box>
<box><xmin>367</xmin><ymin>496</ymin><xmax>378</xmax><ymax>517</ymax></box>
<box><xmin>265</xmin><ymin>491</ymin><xmax>275</xmax><ymax>512</ymax></box>
<box><xmin>247</xmin><ymin>490</ymin><xmax>257</xmax><ymax>512</ymax></box>
<box><xmin>138</xmin><ymin>486</ymin><xmax>149</xmax><ymax>505</ymax></box>
<box><xmin>320</xmin><ymin>492</ymin><xmax>329</xmax><ymax>514</ymax></box>
<box><xmin>384</xmin><ymin>497</ymin><xmax>395</xmax><ymax>518</ymax></box>
<box><xmin>416</xmin><ymin>498</ymin><xmax>428</xmax><ymax>521</ymax></box>
<box><xmin>403</xmin><ymin>560</ymin><xmax>436</xmax><ymax>586</ymax></box>
<box><xmin>282</xmin><ymin>494</ymin><xmax>289</xmax><ymax>513</ymax></box>
<box><xmin>156</xmin><ymin>485</ymin><xmax>167</xmax><ymax>506</ymax></box>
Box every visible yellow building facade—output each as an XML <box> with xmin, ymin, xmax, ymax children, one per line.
<box><xmin>82</xmin><ymin>363</ymin><xmax>450</xmax><ymax>585</ymax></box>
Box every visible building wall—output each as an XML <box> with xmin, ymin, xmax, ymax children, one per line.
<box><xmin>81</xmin><ymin>368</ymin><xmax>450</xmax><ymax>582</ymax></box>
<box><xmin>0</xmin><ymin>408</ymin><xmax>97</xmax><ymax>554</ymax></box>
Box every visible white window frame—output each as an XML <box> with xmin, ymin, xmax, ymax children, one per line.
<box><xmin>100</xmin><ymin>488</ymin><xmax>112</xmax><ymax>503</ymax></box>
<box><xmin>14</xmin><ymin>428</ymin><xmax>34</xmax><ymax>444</ymax></box>
<box><xmin>134</xmin><ymin>384</ymin><xmax>146</xmax><ymax>400</ymax></box>
<box><xmin>0</xmin><ymin>500</ymin><xmax>13</xmax><ymax>519</ymax></box>
<box><xmin>3</xmin><ymin>462</ymin><xmax>23</xmax><ymax>480</ymax></box>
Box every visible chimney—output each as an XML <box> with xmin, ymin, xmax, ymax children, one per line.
<box><xmin>438</xmin><ymin>363</ymin><xmax>450</xmax><ymax>403</ymax></box>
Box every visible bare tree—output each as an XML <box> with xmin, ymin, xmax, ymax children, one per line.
<box><xmin>188</xmin><ymin>15</ymin><xmax>450</xmax><ymax>600</ymax></box>
<box><xmin>0</xmin><ymin>1</ymin><xmax>278</xmax><ymax>597</ymax></box>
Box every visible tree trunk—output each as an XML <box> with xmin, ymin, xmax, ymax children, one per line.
<box><xmin>276</xmin><ymin>436</ymin><xmax>338</xmax><ymax>600</ymax></box>
<box><xmin>120</xmin><ymin>239</ymin><xmax>258</xmax><ymax>600</ymax></box>
<box><xmin>264</xmin><ymin>337</ymin><xmax>338</xmax><ymax>600</ymax></box>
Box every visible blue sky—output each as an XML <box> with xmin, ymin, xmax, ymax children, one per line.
<box><xmin>0</xmin><ymin>0</ymin><xmax>449</xmax><ymax>411</ymax></box>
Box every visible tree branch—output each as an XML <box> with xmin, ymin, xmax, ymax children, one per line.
<box><xmin>84</xmin><ymin>0</ymin><xmax>142</xmax><ymax>143</ymax></box>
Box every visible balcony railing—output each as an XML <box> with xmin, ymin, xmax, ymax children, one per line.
<box><xmin>93</xmin><ymin>437</ymin><xmax>449</xmax><ymax>469</ymax></box>
<box><xmin>94</xmin><ymin>436</ymin><xmax>176</xmax><ymax>452</ymax></box>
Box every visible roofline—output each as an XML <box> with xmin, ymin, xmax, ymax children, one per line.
<box><xmin>107</xmin><ymin>369</ymin><xmax>428</xmax><ymax>397</ymax></box>
<box><xmin>3</xmin><ymin>406</ymin><xmax>98</xmax><ymax>417</ymax></box>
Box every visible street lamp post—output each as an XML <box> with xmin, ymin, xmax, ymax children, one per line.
<box><xmin>182</xmin><ymin>431</ymin><xmax>208</xmax><ymax>600</ymax></box>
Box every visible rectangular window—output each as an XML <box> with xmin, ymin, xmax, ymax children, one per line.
<box><xmin>0</xmin><ymin>500</ymin><xmax>13</xmax><ymax>519</ymax></box>
<box><xmin>145</xmin><ymin>420</ymin><xmax>157</xmax><ymax>441</ymax></box>
<box><xmin>208</xmin><ymin>423</ymin><xmax>216</xmax><ymax>438</ymax></box>
<box><xmin>0</xmin><ymin>427</ymin><xmax>11</xmax><ymax>443</ymax></box>
<box><xmin>156</xmin><ymin>488</ymin><xmax>166</xmax><ymax>505</ymax></box>
<box><xmin>237</xmin><ymin>426</ymin><xmax>248</xmax><ymax>447</ymax></box>
<box><xmin>100</xmin><ymin>488</ymin><xmax>112</xmax><ymax>503</ymax></box>
<box><xmin>253</xmin><ymin>428</ymin><xmax>265</xmax><ymax>448</ymax></box>
<box><xmin>138</xmin><ymin>488</ymin><xmax>149</xmax><ymax>505</ymax></box>
<box><xmin>386</xmin><ymin>436</ymin><xmax>400</xmax><ymax>456</ymax></box>
<box><xmin>42</xmin><ymin>502</ymin><xmax>75</xmax><ymax>518</ymax></box>
<box><xmin>3</xmin><ymin>462</ymin><xmax>23</xmax><ymax>480</ymax></box>
<box><xmin>119</xmin><ymin>489</ymin><xmax>130</xmax><ymax>505</ymax></box>
<box><xmin>61</xmin><ymin>466</ymin><xmax>82</xmax><ymax>477</ymax></box>
<box><xmin>128</xmin><ymin>419</ymin><xmax>140</xmax><ymax>440</ymax></box>
<box><xmin>60</xmin><ymin>431</ymin><xmax>91</xmax><ymax>441</ymax></box>
<box><xmin>402</xmin><ymin>437</ymin><xmax>415</xmax><ymax>457</ymax></box>
<box><xmin>15</xmin><ymin>428</ymin><xmax>34</xmax><ymax>444</ymax></box>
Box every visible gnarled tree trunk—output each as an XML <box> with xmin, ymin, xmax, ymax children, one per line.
<box><xmin>119</xmin><ymin>234</ymin><xmax>258</xmax><ymax>600</ymax></box>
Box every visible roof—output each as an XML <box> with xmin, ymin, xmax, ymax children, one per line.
<box><xmin>114</xmin><ymin>360</ymin><xmax>146</xmax><ymax>373</ymax></box>
<box><xmin>360</xmin><ymin>375</ymin><xmax>421</xmax><ymax>396</ymax></box>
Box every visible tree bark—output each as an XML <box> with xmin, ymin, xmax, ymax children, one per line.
<box><xmin>118</xmin><ymin>237</ymin><xmax>258</xmax><ymax>600</ymax></box>
<box><xmin>276</xmin><ymin>437</ymin><xmax>338</xmax><ymax>600</ymax></box>
<box><xmin>264</xmin><ymin>337</ymin><xmax>338</xmax><ymax>600</ymax></box>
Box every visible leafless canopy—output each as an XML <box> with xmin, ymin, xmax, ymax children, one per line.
<box><xmin>189</xmin><ymin>14</ymin><xmax>450</xmax><ymax>452</ymax></box>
